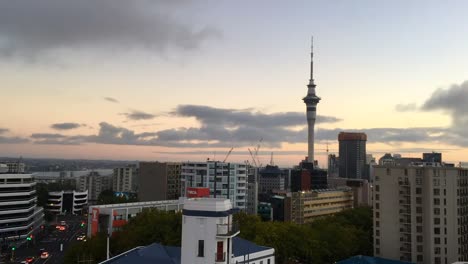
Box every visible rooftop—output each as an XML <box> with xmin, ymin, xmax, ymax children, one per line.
<box><xmin>338</xmin><ymin>255</ymin><xmax>414</xmax><ymax>264</ymax></box>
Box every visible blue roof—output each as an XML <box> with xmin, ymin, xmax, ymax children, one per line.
<box><xmin>337</xmin><ymin>255</ymin><xmax>415</xmax><ymax>264</ymax></box>
<box><xmin>102</xmin><ymin>243</ymin><xmax>181</xmax><ymax>264</ymax></box>
<box><xmin>232</xmin><ymin>237</ymin><xmax>272</xmax><ymax>257</ymax></box>
<box><xmin>101</xmin><ymin>237</ymin><xmax>272</xmax><ymax>264</ymax></box>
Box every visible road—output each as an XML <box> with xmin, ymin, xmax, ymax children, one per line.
<box><xmin>9</xmin><ymin>214</ymin><xmax>87</xmax><ymax>264</ymax></box>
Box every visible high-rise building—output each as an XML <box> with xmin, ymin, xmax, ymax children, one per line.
<box><xmin>181</xmin><ymin>161</ymin><xmax>247</xmax><ymax>210</ymax></box>
<box><xmin>338</xmin><ymin>132</ymin><xmax>367</xmax><ymax>179</ymax></box>
<box><xmin>246</xmin><ymin>167</ymin><xmax>258</xmax><ymax>215</ymax></box>
<box><xmin>328</xmin><ymin>154</ymin><xmax>340</xmax><ymax>178</ymax></box>
<box><xmin>138</xmin><ymin>162</ymin><xmax>181</xmax><ymax>201</ymax></box>
<box><xmin>0</xmin><ymin>167</ymin><xmax>44</xmax><ymax>243</ymax></box>
<box><xmin>112</xmin><ymin>164</ymin><xmax>138</xmax><ymax>193</ymax></box>
<box><xmin>303</xmin><ymin>39</ymin><xmax>321</xmax><ymax>164</ymax></box>
<box><xmin>373</xmin><ymin>159</ymin><xmax>468</xmax><ymax>263</ymax></box>
<box><xmin>76</xmin><ymin>171</ymin><xmax>112</xmax><ymax>202</ymax></box>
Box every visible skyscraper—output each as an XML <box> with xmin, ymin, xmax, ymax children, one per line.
<box><xmin>338</xmin><ymin>132</ymin><xmax>367</xmax><ymax>179</ymax></box>
<box><xmin>303</xmin><ymin>38</ymin><xmax>321</xmax><ymax>163</ymax></box>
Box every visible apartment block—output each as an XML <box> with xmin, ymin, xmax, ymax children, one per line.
<box><xmin>138</xmin><ymin>162</ymin><xmax>181</xmax><ymax>201</ymax></box>
<box><xmin>76</xmin><ymin>171</ymin><xmax>113</xmax><ymax>202</ymax></box>
<box><xmin>373</xmin><ymin>164</ymin><xmax>468</xmax><ymax>263</ymax></box>
<box><xmin>181</xmin><ymin>161</ymin><xmax>247</xmax><ymax>210</ymax></box>
<box><xmin>113</xmin><ymin>164</ymin><xmax>138</xmax><ymax>193</ymax></box>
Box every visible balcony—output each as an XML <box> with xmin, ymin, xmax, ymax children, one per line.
<box><xmin>216</xmin><ymin>222</ymin><xmax>240</xmax><ymax>237</ymax></box>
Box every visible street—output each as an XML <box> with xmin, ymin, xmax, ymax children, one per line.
<box><xmin>6</xmin><ymin>214</ymin><xmax>87</xmax><ymax>264</ymax></box>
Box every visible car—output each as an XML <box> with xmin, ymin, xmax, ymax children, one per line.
<box><xmin>76</xmin><ymin>235</ymin><xmax>86</xmax><ymax>241</ymax></box>
<box><xmin>40</xmin><ymin>251</ymin><xmax>49</xmax><ymax>259</ymax></box>
<box><xmin>25</xmin><ymin>257</ymin><xmax>34</xmax><ymax>263</ymax></box>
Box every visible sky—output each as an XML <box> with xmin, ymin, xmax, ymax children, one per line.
<box><xmin>1</xmin><ymin>0</ymin><xmax>468</xmax><ymax>167</ymax></box>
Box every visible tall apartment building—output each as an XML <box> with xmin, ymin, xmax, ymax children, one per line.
<box><xmin>373</xmin><ymin>163</ymin><xmax>468</xmax><ymax>263</ymax></box>
<box><xmin>138</xmin><ymin>162</ymin><xmax>181</xmax><ymax>201</ymax></box>
<box><xmin>290</xmin><ymin>189</ymin><xmax>354</xmax><ymax>224</ymax></box>
<box><xmin>76</xmin><ymin>171</ymin><xmax>113</xmax><ymax>202</ymax></box>
<box><xmin>338</xmin><ymin>132</ymin><xmax>367</xmax><ymax>179</ymax></box>
<box><xmin>246</xmin><ymin>167</ymin><xmax>258</xmax><ymax>215</ymax></box>
<box><xmin>0</xmin><ymin>166</ymin><xmax>44</xmax><ymax>243</ymax></box>
<box><xmin>181</xmin><ymin>161</ymin><xmax>247</xmax><ymax>210</ymax></box>
<box><xmin>113</xmin><ymin>164</ymin><xmax>138</xmax><ymax>193</ymax></box>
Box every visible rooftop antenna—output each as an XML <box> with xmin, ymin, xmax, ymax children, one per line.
<box><xmin>270</xmin><ymin>152</ymin><xmax>274</xmax><ymax>166</ymax></box>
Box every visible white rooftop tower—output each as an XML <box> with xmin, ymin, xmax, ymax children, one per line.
<box><xmin>303</xmin><ymin>37</ymin><xmax>321</xmax><ymax>163</ymax></box>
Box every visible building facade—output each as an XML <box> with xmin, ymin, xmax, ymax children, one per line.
<box><xmin>373</xmin><ymin>164</ymin><xmax>468</xmax><ymax>263</ymax></box>
<box><xmin>181</xmin><ymin>161</ymin><xmax>248</xmax><ymax>210</ymax></box>
<box><xmin>47</xmin><ymin>190</ymin><xmax>88</xmax><ymax>215</ymax></box>
<box><xmin>76</xmin><ymin>171</ymin><xmax>112</xmax><ymax>203</ymax></box>
<box><xmin>258</xmin><ymin>165</ymin><xmax>285</xmax><ymax>198</ymax></box>
<box><xmin>87</xmin><ymin>199</ymin><xmax>184</xmax><ymax>237</ymax></box>
<box><xmin>138</xmin><ymin>162</ymin><xmax>181</xmax><ymax>201</ymax></box>
<box><xmin>112</xmin><ymin>164</ymin><xmax>138</xmax><ymax>193</ymax></box>
<box><xmin>338</xmin><ymin>132</ymin><xmax>367</xmax><ymax>179</ymax></box>
<box><xmin>0</xmin><ymin>171</ymin><xmax>44</xmax><ymax>243</ymax></box>
<box><xmin>246</xmin><ymin>167</ymin><xmax>259</xmax><ymax>215</ymax></box>
<box><xmin>290</xmin><ymin>189</ymin><xmax>354</xmax><ymax>224</ymax></box>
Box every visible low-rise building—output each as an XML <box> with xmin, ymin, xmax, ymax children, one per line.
<box><xmin>100</xmin><ymin>198</ymin><xmax>275</xmax><ymax>264</ymax></box>
<box><xmin>291</xmin><ymin>189</ymin><xmax>354</xmax><ymax>224</ymax></box>
<box><xmin>87</xmin><ymin>199</ymin><xmax>185</xmax><ymax>237</ymax></box>
<box><xmin>46</xmin><ymin>190</ymin><xmax>88</xmax><ymax>215</ymax></box>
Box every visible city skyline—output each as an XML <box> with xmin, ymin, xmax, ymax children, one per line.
<box><xmin>1</xmin><ymin>0</ymin><xmax>468</xmax><ymax>166</ymax></box>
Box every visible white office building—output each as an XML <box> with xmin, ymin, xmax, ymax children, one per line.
<box><xmin>181</xmin><ymin>162</ymin><xmax>248</xmax><ymax>210</ymax></box>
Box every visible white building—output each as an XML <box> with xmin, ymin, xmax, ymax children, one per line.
<box><xmin>0</xmin><ymin>171</ymin><xmax>44</xmax><ymax>242</ymax></box>
<box><xmin>113</xmin><ymin>165</ymin><xmax>138</xmax><ymax>193</ymax></box>
<box><xmin>100</xmin><ymin>198</ymin><xmax>275</xmax><ymax>264</ymax></box>
<box><xmin>374</xmin><ymin>163</ymin><xmax>468</xmax><ymax>263</ymax></box>
<box><xmin>181</xmin><ymin>161</ymin><xmax>248</xmax><ymax>210</ymax></box>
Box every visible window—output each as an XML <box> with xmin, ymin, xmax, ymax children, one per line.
<box><xmin>376</xmin><ymin>238</ymin><xmax>380</xmax><ymax>245</ymax></box>
<box><xmin>417</xmin><ymin>255</ymin><xmax>423</xmax><ymax>262</ymax></box>
<box><xmin>434</xmin><ymin>228</ymin><xmax>440</xmax><ymax>234</ymax></box>
<box><xmin>375</xmin><ymin>185</ymin><xmax>380</xmax><ymax>192</ymax></box>
<box><xmin>434</xmin><ymin>189</ymin><xmax>440</xmax><ymax>195</ymax></box>
<box><xmin>376</xmin><ymin>230</ymin><xmax>380</xmax><ymax>236</ymax></box>
<box><xmin>376</xmin><ymin>221</ymin><xmax>380</xmax><ymax>228</ymax></box>
<box><xmin>417</xmin><ymin>236</ymin><xmax>423</xmax><ymax>242</ymax></box>
<box><xmin>435</xmin><ymin>237</ymin><xmax>440</xmax><ymax>244</ymax></box>
<box><xmin>268</xmin><ymin>260</ymin><xmax>271</xmax><ymax>264</ymax></box>
<box><xmin>417</xmin><ymin>207</ymin><xmax>423</xmax><ymax>213</ymax></box>
<box><xmin>416</xmin><ymin>188</ymin><xmax>422</xmax><ymax>194</ymax></box>
<box><xmin>435</xmin><ymin>247</ymin><xmax>441</xmax><ymax>254</ymax></box>
<box><xmin>434</xmin><ymin>218</ymin><xmax>440</xmax><ymax>225</ymax></box>
<box><xmin>376</xmin><ymin>212</ymin><xmax>380</xmax><ymax>218</ymax></box>
<box><xmin>376</xmin><ymin>194</ymin><xmax>380</xmax><ymax>200</ymax></box>
<box><xmin>417</xmin><ymin>226</ymin><xmax>423</xmax><ymax>233</ymax></box>
<box><xmin>376</xmin><ymin>248</ymin><xmax>380</xmax><ymax>255</ymax></box>
<box><xmin>434</xmin><ymin>208</ymin><xmax>440</xmax><ymax>215</ymax></box>
<box><xmin>198</xmin><ymin>240</ymin><xmax>204</xmax><ymax>257</ymax></box>
<box><xmin>416</xmin><ymin>177</ymin><xmax>422</xmax><ymax>185</ymax></box>
<box><xmin>416</xmin><ymin>197</ymin><xmax>422</xmax><ymax>204</ymax></box>
<box><xmin>417</xmin><ymin>245</ymin><xmax>423</xmax><ymax>252</ymax></box>
<box><xmin>375</xmin><ymin>203</ymin><xmax>380</xmax><ymax>209</ymax></box>
<box><xmin>416</xmin><ymin>216</ymin><xmax>423</xmax><ymax>223</ymax></box>
<box><xmin>434</xmin><ymin>198</ymin><xmax>440</xmax><ymax>205</ymax></box>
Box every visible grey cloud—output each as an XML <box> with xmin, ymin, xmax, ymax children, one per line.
<box><xmin>122</xmin><ymin>110</ymin><xmax>156</xmax><ymax>121</ymax></box>
<box><xmin>51</xmin><ymin>123</ymin><xmax>82</xmax><ymax>130</ymax></box>
<box><xmin>31</xmin><ymin>133</ymin><xmax>66</xmax><ymax>139</ymax></box>
<box><xmin>104</xmin><ymin>97</ymin><xmax>119</xmax><ymax>103</ymax></box>
<box><xmin>0</xmin><ymin>136</ymin><xmax>29</xmax><ymax>144</ymax></box>
<box><xmin>420</xmin><ymin>80</ymin><xmax>468</xmax><ymax>146</ymax></box>
<box><xmin>0</xmin><ymin>0</ymin><xmax>220</xmax><ymax>60</ymax></box>
<box><xmin>0</xmin><ymin>128</ymin><xmax>9</xmax><ymax>134</ymax></box>
<box><xmin>395</xmin><ymin>103</ymin><xmax>417</xmax><ymax>112</ymax></box>
<box><xmin>174</xmin><ymin>105</ymin><xmax>342</xmax><ymax>128</ymax></box>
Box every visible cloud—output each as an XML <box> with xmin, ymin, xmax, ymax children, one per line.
<box><xmin>0</xmin><ymin>0</ymin><xmax>220</xmax><ymax>60</ymax></box>
<box><xmin>0</xmin><ymin>136</ymin><xmax>29</xmax><ymax>144</ymax></box>
<box><xmin>104</xmin><ymin>97</ymin><xmax>119</xmax><ymax>103</ymax></box>
<box><xmin>31</xmin><ymin>133</ymin><xmax>66</xmax><ymax>139</ymax></box>
<box><xmin>395</xmin><ymin>103</ymin><xmax>417</xmax><ymax>112</ymax></box>
<box><xmin>420</xmin><ymin>80</ymin><xmax>468</xmax><ymax>146</ymax></box>
<box><xmin>173</xmin><ymin>105</ymin><xmax>342</xmax><ymax>128</ymax></box>
<box><xmin>0</xmin><ymin>128</ymin><xmax>9</xmax><ymax>134</ymax></box>
<box><xmin>51</xmin><ymin>123</ymin><xmax>82</xmax><ymax>130</ymax></box>
<box><xmin>122</xmin><ymin>110</ymin><xmax>156</xmax><ymax>121</ymax></box>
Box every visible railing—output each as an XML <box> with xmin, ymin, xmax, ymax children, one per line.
<box><xmin>216</xmin><ymin>222</ymin><xmax>239</xmax><ymax>236</ymax></box>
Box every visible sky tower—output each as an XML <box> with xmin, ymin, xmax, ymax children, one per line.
<box><xmin>303</xmin><ymin>38</ymin><xmax>321</xmax><ymax>163</ymax></box>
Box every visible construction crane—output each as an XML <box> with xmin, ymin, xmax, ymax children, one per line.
<box><xmin>223</xmin><ymin>147</ymin><xmax>234</xmax><ymax>163</ymax></box>
<box><xmin>248</xmin><ymin>148</ymin><xmax>258</xmax><ymax>167</ymax></box>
